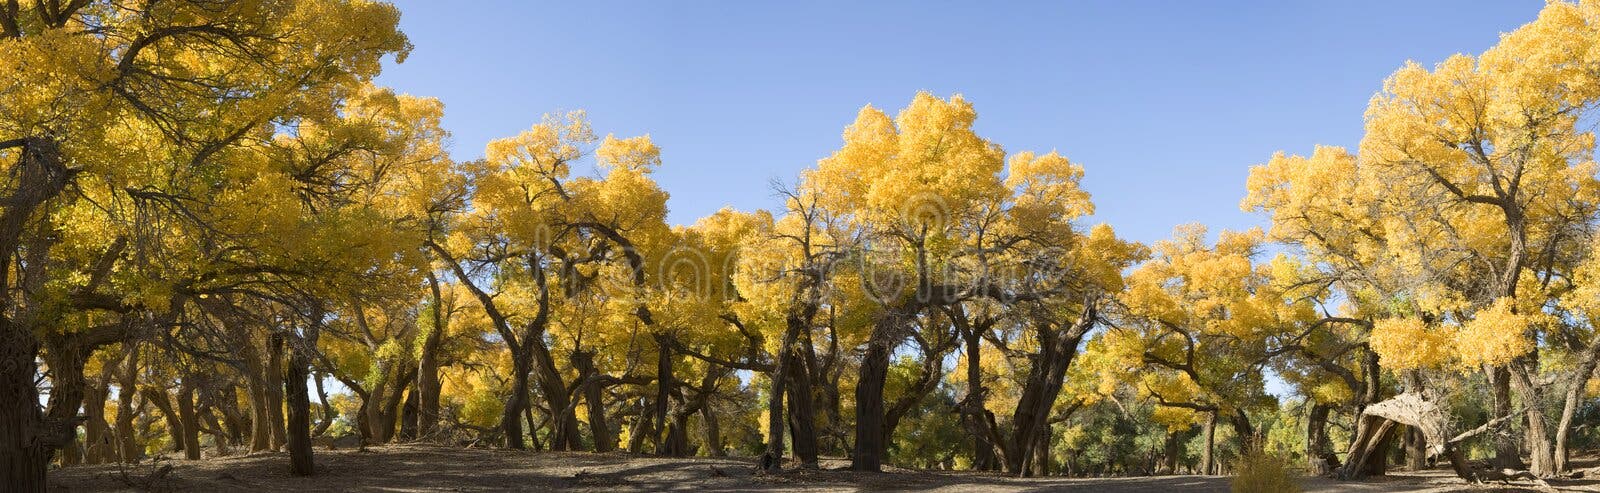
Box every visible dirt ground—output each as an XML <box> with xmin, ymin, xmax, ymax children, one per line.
<box><xmin>45</xmin><ymin>443</ymin><xmax>1600</xmax><ymax>492</ymax></box>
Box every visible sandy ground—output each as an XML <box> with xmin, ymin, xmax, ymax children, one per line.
<box><xmin>45</xmin><ymin>443</ymin><xmax>1600</xmax><ymax>492</ymax></box>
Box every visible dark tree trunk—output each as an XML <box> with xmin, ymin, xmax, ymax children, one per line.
<box><xmin>1004</xmin><ymin>306</ymin><xmax>1095</xmax><ymax>477</ymax></box>
<box><xmin>115</xmin><ymin>343</ymin><xmax>142</xmax><ymax>462</ymax></box>
<box><xmin>1306</xmin><ymin>403</ymin><xmax>1333</xmax><ymax>475</ymax></box>
<box><xmin>700</xmin><ymin>403</ymin><xmax>723</xmax><ymax>457</ymax></box>
<box><xmin>285</xmin><ymin>345</ymin><xmax>314</xmax><ymax>476</ymax></box>
<box><xmin>82</xmin><ymin>374</ymin><xmax>114</xmax><ymax>464</ymax></box>
<box><xmin>266</xmin><ymin>334</ymin><xmax>287</xmax><ymax>451</ymax></box>
<box><xmin>1556</xmin><ymin>335</ymin><xmax>1600</xmax><ymax>473</ymax></box>
<box><xmin>1230</xmin><ymin>409</ymin><xmax>1254</xmax><ymax>450</ymax></box>
<box><xmin>176</xmin><ymin>380</ymin><xmax>202</xmax><ymax>460</ymax></box>
<box><xmin>143</xmin><ymin>387</ymin><xmax>184</xmax><ymax>453</ymax></box>
<box><xmin>503</xmin><ymin>356</ymin><xmax>532</xmax><ymax>450</ymax></box>
<box><xmin>1201</xmin><ymin>411</ymin><xmax>1216</xmax><ymax>475</ymax></box>
<box><xmin>851</xmin><ymin>333</ymin><xmax>893</xmax><ymax>472</ymax></box>
<box><xmin>0</xmin><ymin>137</ymin><xmax>74</xmax><ymax>492</ymax></box>
<box><xmin>398</xmin><ymin>384</ymin><xmax>419</xmax><ymax>441</ymax></box>
<box><xmin>312</xmin><ymin>372</ymin><xmax>335</xmax><ymax>437</ymax></box>
<box><xmin>417</xmin><ymin>271</ymin><xmax>446</xmax><ymax>439</ymax></box>
<box><xmin>784</xmin><ymin>349</ymin><xmax>819</xmax><ymax>467</ymax></box>
<box><xmin>627</xmin><ymin>400</ymin><xmax>652</xmax><ymax>453</ymax></box>
<box><xmin>0</xmin><ymin>322</ymin><xmax>51</xmax><ymax>491</ymax></box>
<box><xmin>1486</xmin><ymin>365</ymin><xmax>1523</xmax><ymax>471</ymax></box>
<box><xmin>572</xmin><ymin>351</ymin><xmax>612</xmax><ymax>452</ymax></box>
<box><xmin>653</xmin><ymin>334</ymin><xmax>684</xmax><ymax>455</ymax></box>
<box><xmin>965</xmin><ymin>327</ymin><xmax>995</xmax><ymax>471</ymax></box>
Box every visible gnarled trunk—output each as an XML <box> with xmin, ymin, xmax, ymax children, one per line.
<box><xmin>285</xmin><ymin>342</ymin><xmax>314</xmax><ymax>476</ymax></box>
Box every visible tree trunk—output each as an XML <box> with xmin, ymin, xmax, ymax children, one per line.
<box><xmin>627</xmin><ymin>400</ymin><xmax>652</xmax><ymax>453</ymax></box>
<box><xmin>249</xmin><ymin>374</ymin><xmax>272</xmax><ymax>452</ymax></box>
<box><xmin>0</xmin><ymin>322</ymin><xmax>52</xmax><ymax>491</ymax></box>
<box><xmin>1201</xmin><ymin>411</ymin><xmax>1216</xmax><ymax>475</ymax></box>
<box><xmin>417</xmin><ymin>271</ymin><xmax>446</xmax><ymax>439</ymax></box>
<box><xmin>784</xmin><ymin>349</ymin><xmax>819</xmax><ymax>467</ymax></box>
<box><xmin>312</xmin><ymin>372</ymin><xmax>335</xmax><ymax>438</ymax></box>
<box><xmin>266</xmin><ymin>334</ymin><xmax>287</xmax><ymax>451</ymax></box>
<box><xmin>572</xmin><ymin>351</ymin><xmax>612</xmax><ymax>452</ymax></box>
<box><xmin>1004</xmin><ymin>306</ymin><xmax>1095</xmax><ymax>477</ymax></box>
<box><xmin>398</xmin><ymin>384</ymin><xmax>418</xmax><ymax>441</ymax></box>
<box><xmin>503</xmin><ymin>355</ymin><xmax>531</xmax><ymax>450</ymax></box>
<box><xmin>654</xmin><ymin>334</ymin><xmax>685</xmax><ymax>455</ymax></box>
<box><xmin>0</xmin><ymin>136</ymin><xmax>75</xmax><ymax>491</ymax></box>
<box><xmin>1307</xmin><ymin>403</ymin><xmax>1332</xmax><ymax>475</ymax></box>
<box><xmin>700</xmin><ymin>404</ymin><xmax>723</xmax><ymax>457</ymax></box>
<box><xmin>1486</xmin><ymin>365</ymin><xmax>1523</xmax><ymax>471</ymax></box>
<box><xmin>176</xmin><ymin>381</ymin><xmax>202</xmax><ymax>460</ymax></box>
<box><xmin>144</xmin><ymin>387</ymin><xmax>184</xmax><ymax>453</ymax></box>
<box><xmin>851</xmin><ymin>334</ymin><xmax>892</xmax><ymax>472</ymax></box>
<box><xmin>1507</xmin><ymin>363</ymin><xmax>1554</xmax><ymax>477</ymax></box>
<box><xmin>82</xmin><ymin>378</ymin><xmax>114</xmax><ymax>464</ymax></box>
<box><xmin>115</xmin><ymin>343</ymin><xmax>142</xmax><ymax>462</ymax></box>
<box><xmin>1555</xmin><ymin>336</ymin><xmax>1600</xmax><ymax>474</ymax></box>
<box><xmin>965</xmin><ymin>327</ymin><xmax>995</xmax><ymax>471</ymax></box>
<box><xmin>1339</xmin><ymin>415</ymin><xmax>1395</xmax><ymax>479</ymax></box>
<box><xmin>285</xmin><ymin>345</ymin><xmax>314</xmax><ymax>476</ymax></box>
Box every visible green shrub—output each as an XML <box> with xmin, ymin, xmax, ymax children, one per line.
<box><xmin>1231</xmin><ymin>442</ymin><xmax>1302</xmax><ymax>493</ymax></box>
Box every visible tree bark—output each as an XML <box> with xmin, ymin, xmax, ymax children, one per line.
<box><xmin>1307</xmin><ymin>403</ymin><xmax>1332</xmax><ymax>475</ymax></box>
<box><xmin>265</xmin><ymin>334</ymin><xmax>287</xmax><ymax>451</ymax></box>
<box><xmin>572</xmin><ymin>351</ymin><xmax>613</xmax><ymax>452</ymax></box>
<box><xmin>398</xmin><ymin>384</ymin><xmax>418</xmax><ymax>441</ymax></box>
<box><xmin>0</xmin><ymin>136</ymin><xmax>75</xmax><ymax>492</ymax></box>
<box><xmin>700</xmin><ymin>403</ymin><xmax>723</xmax><ymax>457</ymax></box>
<box><xmin>503</xmin><ymin>355</ymin><xmax>532</xmax><ymax>450</ymax></box>
<box><xmin>285</xmin><ymin>341</ymin><xmax>314</xmax><ymax>476</ymax></box>
<box><xmin>1507</xmin><ymin>363</ymin><xmax>1554</xmax><ymax>476</ymax></box>
<box><xmin>176</xmin><ymin>380</ymin><xmax>202</xmax><ymax>460</ymax></box>
<box><xmin>1004</xmin><ymin>306</ymin><xmax>1095</xmax><ymax>477</ymax></box>
<box><xmin>114</xmin><ymin>343</ymin><xmax>142</xmax><ymax>463</ymax></box>
<box><xmin>1201</xmin><ymin>411</ymin><xmax>1216</xmax><ymax>475</ymax></box>
<box><xmin>784</xmin><ymin>349</ymin><xmax>819</xmax><ymax>467</ymax></box>
<box><xmin>1486</xmin><ymin>365</ymin><xmax>1523</xmax><ymax>471</ymax></box>
<box><xmin>417</xmin><ymin>271</ymin><xmax>446</xmax><ymax>439</ymax></box>
<box><xmin>1555</xmin><ymin>334</ymin><xmax>1600</xmax><ymax>474</ymax></box>
<box><xmin>964</xmin><ymin>326</ymin><xmax>996</xmax><ymax>471</ymax></box>
<box><xmin>851</xmin><ymin>327</ymin><xmax>894</xmax><ymax>472</ymax></box>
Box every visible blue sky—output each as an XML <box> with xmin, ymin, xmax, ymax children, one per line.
<box><xmin>375</xmin><ymin>0</ymin><xmax>1543</xmax><ymax>246</ymax></box>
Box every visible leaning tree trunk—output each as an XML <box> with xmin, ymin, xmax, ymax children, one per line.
<box><xmin>1005</xmin><ymin>305</ymin><xmax>1095</xmax><ymax>477</ymax></box>
<box><xmin>572</xmin><ymin>351</ymin><xmax>613</xmax><ymax>452</ymax></box>
<box><xmin>1555</xmin><ymin>335</ymin><xmax>1600</xmax><ymax>474</ymax></box>
<box><xmin>1507</xmin><ymin>363</ymin><xmax>1554</xmax><ymax>477</ymax></box>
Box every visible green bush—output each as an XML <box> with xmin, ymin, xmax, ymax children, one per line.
<box><xmin>1231</xmin><ymin>442</ymin><xmax>1302</xmax><ymax>493</ymax></box>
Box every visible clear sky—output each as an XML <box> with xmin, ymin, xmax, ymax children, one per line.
<box><xmin>374</xmin><ymin>1</ymin><xmax>1544</xmax><ymax>246</ymax></box>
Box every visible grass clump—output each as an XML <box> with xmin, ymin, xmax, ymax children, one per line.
<box><xmin>1230</xmin><ymin>442</ymin><xmax>1302</xmax><ymax>493</ymax></box>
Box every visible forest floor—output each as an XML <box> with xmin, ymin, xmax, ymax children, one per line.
<box><xmin>45</xmin><ymin>443</ymin><xmax>1600</xmax><ymax>492</ymax></box>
